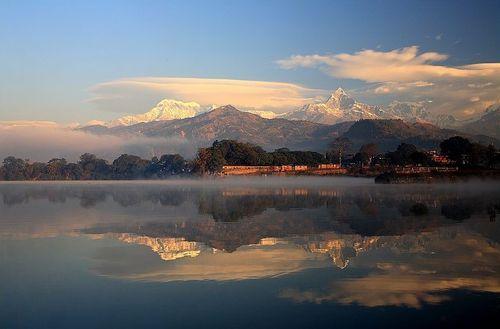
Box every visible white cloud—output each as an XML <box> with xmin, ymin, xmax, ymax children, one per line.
<box><xmin>0</xmin><ymin>123</ymin><xmax>196</xmax><ymax>162</ymax></box>
<box><xmin>277</xmin><ymin>46</ymin><xmax>500</xmax><ymax>117</ymax></box>
<box><xmin>88</xmin><ymin>77</ymin><xmax>327</xmax><ymax>114</ymax></box>
<box><xmin>277</xmin><ymin>46</ymin><xmax>498</xmax><ymax>82</ymax></box>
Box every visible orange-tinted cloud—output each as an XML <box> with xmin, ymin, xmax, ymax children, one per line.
<box><xmin>89</xmin><ymin>77</ymin><xmax>327</xmax><ymax>113</ymax></box>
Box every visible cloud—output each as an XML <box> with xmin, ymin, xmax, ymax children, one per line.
<box><xmin>277</xmin><ymin>46</ymin><xmax>497</xmax><ymax>82</ymax></box>
<box><xmin>88</xmin><ymin>77</ymin><xmax>327</xmax><ymax>114</ymax></box>
<box><xmin>277</xmin><ymin>46</ymin><xmax>500</xmax><ymax>117</ymax></box>
<box><xmin>0</xmin><ymin>122</ymin><xmax>196</xmax><ymax>162</ymax></box>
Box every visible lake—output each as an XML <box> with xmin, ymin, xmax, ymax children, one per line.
<box><xmin>1</xmin><ymin>177</ymin><xmax>499</xmax><ymax>328</ymax></box>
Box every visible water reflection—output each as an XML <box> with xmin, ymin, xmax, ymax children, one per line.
<box><xmin>280</xmin><ymin>227</ymin><xmax>500</xmax><ymax>308</ymax></box>
<box><xmin>0</xmin><ymin>178</ymin><xmax>499</xmax><ymax>311</ymax></box>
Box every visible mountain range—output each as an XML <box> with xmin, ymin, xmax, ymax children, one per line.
<box><xmin>95</xmin><ymin>87</ymin><xmax>497</xmax><ymax>132</ymax></box>
<box><xmin>81</xmin><ymin>104</ymin><xmax>498</xmax><ymax>153</ymax></box>
<box><xmin>282</xmin><ymin>88</ymin><xmax>465</xmax><ymax>127</ymax></box>
<box><xmin>82</xmin><ymin>105</ymin><xmax>352</xmax><ymax>152</ymax></box>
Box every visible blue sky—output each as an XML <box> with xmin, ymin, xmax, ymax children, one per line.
<box><xmin>0</xmin><ymin>0</ymin><xmax>498</xmax><ymax>123</ymax></box>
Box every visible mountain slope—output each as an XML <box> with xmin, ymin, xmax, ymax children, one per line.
<box><xmin>81</xmin><ymin>105</ymin><xmax>353</xmax><ymax>151</ymax></box>
<box><xmin>340</xmin><ymin>119</ymin><xmax>497</xmax><ymax>152</ymax></box>
<box><xmin>460</xmin><ymin>104</ymin><xmax>500</xmax><ymax>139</ymax></box>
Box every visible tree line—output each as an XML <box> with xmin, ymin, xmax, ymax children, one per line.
<box><xmin>0</xmin><ymin>153</ymin><xmax>188</xmax><ymax>181</ymax></box>
<box><xmin>1</xmin><ymin>137</ymin><xmax>498</xmax><ymax>180</ymax></box>
<box><xmin>329</xmin><ymin>136</ymin><xmax>499</xmax><ymax>168</ymax></box>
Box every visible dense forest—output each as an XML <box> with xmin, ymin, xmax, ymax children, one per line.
<box><xmin>0</xmin><ymin>137</ymin><xmax>498</xmax><ymax>180</ymax></box>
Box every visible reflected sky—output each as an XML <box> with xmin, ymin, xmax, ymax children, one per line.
<box><xmin>1</xmin><ymin>178</ymin><xmax>499</xmax><ymax>328</ymax></box>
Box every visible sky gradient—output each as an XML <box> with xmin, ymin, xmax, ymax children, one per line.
<box><xmin>0</xmin><ymin>0</ymin><xmax>498</xmax><ymax>123</ymax></box>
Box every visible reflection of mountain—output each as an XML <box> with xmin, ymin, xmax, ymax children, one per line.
<box><xmin>91</xmin><ymin>240</ymin><xmax>330</xmax><ymax>281</ymax></box>
<box><xmin>89</xmin><ymin>224</ymin><xmax>500</xmax><ymax>308</ymax></box>
<box><xmin>97</xmin><ymin>232</ymin><xmax>379</xmax><ymax>271</ymax></box>
<box><xmin>84</xmin><ymin>213</ymin><xmax>343</xmax><ymax>253</ymax></box>
<box><xmin>303</xmin><ymin>235</ymin><xmax>380</xmax><ymax>269</ymax></box>
<box><xmin>117</xmin><ymin>234</ymin><xmax>204</xmax><ymax>261</ymax></box>
<box><xmin>281</xmin><ymin>227</ymin><xmax>500</xmax><ymax>308</ymax></box>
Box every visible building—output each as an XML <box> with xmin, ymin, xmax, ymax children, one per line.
<box><xmin>317</xmin><ymin>164</ymin><xmax>341</xmax><ymax>169</ymax></box>
<box><xmin>427</xmin><ymin>150</ymin><xmax>453</xmax><ymax>165</ymax></box>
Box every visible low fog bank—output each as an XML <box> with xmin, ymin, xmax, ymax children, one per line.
<box><xmin>0</xmin><ymin>125</ymin><xmax>198</xmax><ymax>162</ymax></box>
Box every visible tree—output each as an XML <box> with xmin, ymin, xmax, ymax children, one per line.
<box><xmin>156</xmin><ymin>154</ymin><xmax>187</xmax><ymax>176</ymax></box>
<box><xmin>44</xmin><ymin>158</ymin><xmax>67</xmax><ymax>179</ymax></box>
<box><xmin>78</xmin><ymin>153</ymin><xmax>111</xmax><ymax>180</ymax></box>
<box><xmin>62</xmin><ymin>163</ymin><xmax>83</xmax><ymax>180</ymax></box>
<box><xmin>328</xmin><ymin>137</ymin><xmax>351</xmax><ymax>165</ymax></box>
<box><xmin>1</xmin><ymin>157</ymin><xmax>28</xmax><ymax>180</ymax></box>
<box><xmin>26</xmin><ymin>162</ymin><xmax>46</xmax><ymax>180</ymax></box>
<box><xmin>440</xmin><ymin>136</ymin><xmax>472</xmax><ymax>164</ymax></box>
<box><xmin>386</xmin><ymin>143</ymin><xmax>418</xmax><ymax>166</ymax></box>
<box><xmin>112</xmin><ymin>154</ymin><xmax>149</xmax><ymax>179</ymax></box>
<box><xmin>356</xmin><ymin>143</ymin><xmax>379</xmax><ymax>166</ymax></box>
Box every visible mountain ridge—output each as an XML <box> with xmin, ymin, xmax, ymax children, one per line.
<box><xmin>81</xmin><ymin>105</ymin><xmax>353</xmax><ymax>152</ymax></box>
<box><xmin>81</xmin><ymin>105</ymin><xmax>497</xmax><ymax>153</ymax></box>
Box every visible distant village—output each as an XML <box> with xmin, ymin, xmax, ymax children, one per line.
<box><xmin>220</xmin><ymin>151</ymin><xmax>457</xmax><ymax>176</ymax></box>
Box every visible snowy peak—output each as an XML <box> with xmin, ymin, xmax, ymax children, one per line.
<box><xmin>325</xmin><ymin>87</ymin><xmax>355</xmax><ymax>110</ymax></box>
<box><xmin>385</xmin><ymin>101</ymin><xmax>431</xmax><ymax>122</ymax></box>
<box><xmin>283</xmin><ymin>87</ymin><xmax>382</xmax><ymax>124</ymax></box>
<box><xmin>283</xmin><ymin>87</ymin><xmax>461</xmax><ymax>127</ymax></box>
<box><xmin>108</xmin><ymin>99</ymin><xmax>204</xmax><ymax>127</ymax></box>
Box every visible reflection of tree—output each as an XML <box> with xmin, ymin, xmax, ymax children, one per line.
<box><xmin>2</xmin><ymin>184</ymin><xmax>498</xmax><ymax>240</ymax></box>
<box><xmin>79</xmin><ymin>190</ymin><xmax>107</xmax><ymax>208</ymax></box>
<box><xmin>83</xmin><ymin>211</ymin><xmax>342</xmax><ymax>253</ymax></box>
<box><xmin>441</xmin><ymin>203</ymin><xmax>472</xmax><ymax>221</ymax></box>
<box><xmin>197</xmin><ymin>192</ymin><xmax>329</xmax><ymax>222</ymax></box>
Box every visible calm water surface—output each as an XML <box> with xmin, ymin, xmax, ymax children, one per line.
<box><xmin>1</xmin><ymin>177</ymin><xmax>499</xmax><ymax>328</ymax></box>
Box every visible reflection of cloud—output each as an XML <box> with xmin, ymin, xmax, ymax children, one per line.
<box><xmin>282</xmin><ymin>275</ymin><xmax>500</xmax><ymax>309</ymax></box>
<box><xmin>277</xmin><ymin>46</ymin><xmax>500</xmax><ymax>117</ymax></box>
<box><xmin>280</xmin><ymin>229</ymin><xmax>500</xmax><ymax>308</ymax></box>
<box><xmin>91</xmin><ymin>241</ymin><xmax>330</xmax><ymax>282</ymax></box>
<box><xmin>89</xmin><ymin>77</ymin><xmax>327</xmax><ymax>113</ymax></box>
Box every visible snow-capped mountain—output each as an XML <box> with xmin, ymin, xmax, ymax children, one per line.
<box><xmin>246</xmin><ymin>110</ymin><xmax>285</xmax><ymax>119</ymax></box>
<box><xmin>107</xmin><ymin>99</ymin><xmax>205</xmax><ymax>127</ymax></box>
<box><xmin>384</xmin><ymin>101</ymin><xmax>431</xmax><ymax>122</ymax></box>
<box><xmin>283</xmin><ymin>88</ymin><xmax>386</xmax><ymax>124</ymax></box>
<box><xmin>283</xmin><ymin>88</ymin><xmax>460</xmax><ymax>127</ymax></box>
